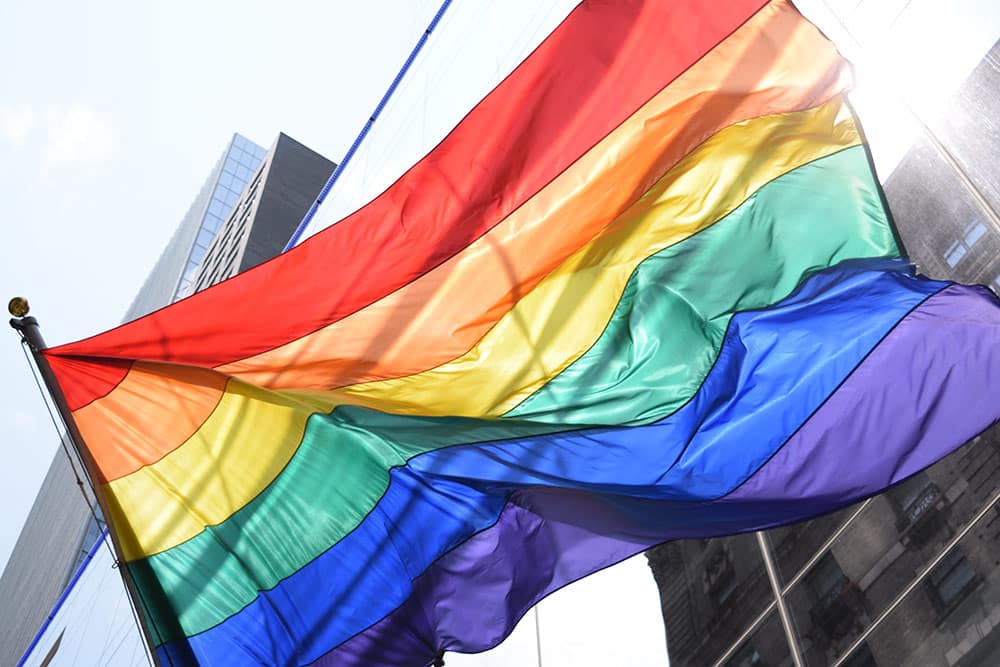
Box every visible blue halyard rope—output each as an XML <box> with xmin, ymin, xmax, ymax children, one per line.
<box><xmin>283</xmin><ymin>0</ymin><xmax>454</xmax><ymax>250</ymax></box>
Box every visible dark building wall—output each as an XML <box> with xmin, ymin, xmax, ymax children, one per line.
<box><xmin>240</xmin><ymin>133</ymin><xmax>336</xmax><ymax>273</ymax></box>
<box><xmin>192</xmin><ymin>133</ymin><xmax>335</xmax><ymax>291</ymax></box>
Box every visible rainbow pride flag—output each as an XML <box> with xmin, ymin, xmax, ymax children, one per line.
<box><xmin>41</xmin><ymin>0</ymin><xmax>1000</xmax><ymax>664</ymax></box>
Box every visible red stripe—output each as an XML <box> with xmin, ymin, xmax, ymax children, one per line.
<box><xmin>48</xmin><ymin>0</ymin><xmax>769</xmax><ymax>410</ymax></box>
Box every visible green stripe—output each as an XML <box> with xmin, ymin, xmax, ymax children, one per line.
<box><xmin>131</xmin><ymin>145</ymin><xmax>898</xmax><ymax>643</ymax></box>
<box><xmin>508</xmin><ymin>145</ymin><xmax>898</xmax><ymax>423</ymax></box>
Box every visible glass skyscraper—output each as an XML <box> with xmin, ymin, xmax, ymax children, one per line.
<box><xmin>174</xmin><ymin>134</ymin><xmax>267</xmax><ymax>300</ymax></box>
<box><xmin>123</xmin><ymin>134</ymin><xmax>265</xmax><ymax>319</ymax></box>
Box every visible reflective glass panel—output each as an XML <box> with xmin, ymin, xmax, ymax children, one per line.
<box><xmin>196</xmin><ymin>227</ymin><xmax>215</xmax><ymax>249</ymax></box>
<box><xmin>964</xmin><ymin>222</ymin><xmax>988</xmax><ymax>247</ymax></box>
<box><xmin>722</xmin><ymin>609</ymin><xmax>790</xmax><ymax>667</ymax></box>
<box><xmin>648</xmin><ymin>534</ymin><xmax>774</xmax><ymax>666</ymax></box>
<box><xmin>834</xmin><ymin>516</ymin><xmax>1000</xmax><ymax>666</ymax></box>
<box><xmin>786</xmin><ymin>427</ymin><xmax>1000</xmax><ymax>666</ymax></box>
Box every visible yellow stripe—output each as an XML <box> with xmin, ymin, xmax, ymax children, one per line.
<box><xmin>106</xmin><ymin>98</ymin><xmax>859</xmax><ymax>559</ymax></box>
<box><xmin>105</xmin><ymin>381</ymin><xmax>335</xmax><ymax>559</ymax></box>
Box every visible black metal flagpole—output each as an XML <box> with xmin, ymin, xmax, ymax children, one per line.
<box><xmin>8</xmin><ymin>297</ymin><xmax>163</xmax><ymax>667</ymax></box>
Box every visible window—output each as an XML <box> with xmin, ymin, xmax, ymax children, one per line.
<box><xmin>806</xmin><ymin>554</ymin><xmax>863</xmax><ymax>643</ymax></box>
<box><xmin>702</xmin><ymin>542</ymin><xmax>736</xmax><ymax>609</ymax></box>
<box><xmin>944</xmin><ymin>220</ymin><xmax>988</xmax><ymax>268</ymax></box>
<box><xmin>927</xmin><ymin>548</ymin><xmax>978</xmax><ymax>616</ymax></box>
<box><xmin>175</xmin><ymin>278</ymin><xmax>192</xmax><ymax>300</ymax></box>
<box><xmin>238</xmin><ymin>149</ymin><xmax>257</xmax><ymax>167</ymax></box>
<box><xmin>964</xmin><ymin>221</ymin><xmax>987</xmax><ymax>247</ymax></box>
<box><xmin>196</xmin><ymin>226</ymin><xmax>216</xmax><ymax>249</ymax></box>
<box><xmin>891</xmin><ymin>473</ymin><xmax>936</xmax><ymax>520</ymax></box>
<box><xmin>944</xmin><ymin>240</ymin><xmax>967</xmax><ymax>267</ymax></box>
<box><xmin>807</xmin><ymin>553</ymin><xmax>848</xmax><ymax>602</ymax></box>
<box><xmin>205</xmin><ymin>213</ymin><xmax>222</xmax><ymax>233</ymax></box>
<box><xmin>888</xmin><ymin>472</ymin><xmax>946</xmax><ymax>546</ymax></box>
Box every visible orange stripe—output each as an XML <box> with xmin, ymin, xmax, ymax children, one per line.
<box><xmin>73</xmin><ymin>362</ymin><xmax>228</xmax><ymax>482</ymax></box>
<box><xmin>217</xmin><ymin>0</ymin><xmax>846</xmax><ymax>390</ymax></box>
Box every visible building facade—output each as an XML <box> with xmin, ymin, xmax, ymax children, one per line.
<box><xmin>648</xmin><ymin>37</ymin><xmax>1000</xmax><ymax>667</ymax></box>
<box><xmin>191</xmin><ymin>133</ymin><xmax>335</xmax><ymax>292</ymax></box>
<box><xmin>125</xmin><ymin>134</ymin><xmax>265</xmax><ymax>319</ymax></box>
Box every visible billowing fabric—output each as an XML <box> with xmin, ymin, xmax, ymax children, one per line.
<box><xmin>42</xmin><ymin>1</ymin><xmax>1000</xmax><ymax>665</ymax></box>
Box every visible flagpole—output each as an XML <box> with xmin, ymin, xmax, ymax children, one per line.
<box><xmin>534</xmin><ymin>605</ymin><xmax>543</xmax><ymax>667</ymax></box>
<box><xmin>8</xmin><ymin>298</ymin><xmax>163</xmax><ymax>667</ymax></box>
<box><xmin>755</xmin><ymin>531</ymin><xmax>805</xmax><ymax>667</ymax></box>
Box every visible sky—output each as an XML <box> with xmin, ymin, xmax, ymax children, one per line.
<box><xmin>2</xmin><ymin>0</ymin><xmax>999</xmax><ymax>665</ymax></box>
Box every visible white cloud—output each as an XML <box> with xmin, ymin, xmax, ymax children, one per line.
<box><xmin>0</xmin><ymin>105</ymin><xmax>37</xmax><ymax>146</ymax></box>
<box><xmin>42</xmin><ymin>104</ymin><xmax>117</xmax><ymax>166</ymax></box>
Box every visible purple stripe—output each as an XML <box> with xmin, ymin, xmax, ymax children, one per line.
<box><xmin>312</xmin><ymin>284</ymin><xmax>1000</xmax><ymax>666</ymax></box>
<box><xmin>729</xmin><ymin>283</ymin><xmax>1000</xmax><ymax>504</ymax></box>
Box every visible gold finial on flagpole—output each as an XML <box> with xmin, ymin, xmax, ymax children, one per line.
<box><xmin>8</xmin><ymin>296</ymin><xmax>29</xmax><ymax>318</ymax></box>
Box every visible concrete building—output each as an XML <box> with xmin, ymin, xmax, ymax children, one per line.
<box><xmin>648</xmin><ymin>37</ymin><xmax>1000</xmax><ymax>667</ymax></box>
<box><xmin>0</xmin><ymin>440</ymin><xmax>99</xmax><ymax>666</ymax></box>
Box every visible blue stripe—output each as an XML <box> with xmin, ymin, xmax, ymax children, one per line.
<box><xmin>159</xmin><ymin>259</ymin><xmax>946</xmax><ymax>665</ymax></box>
